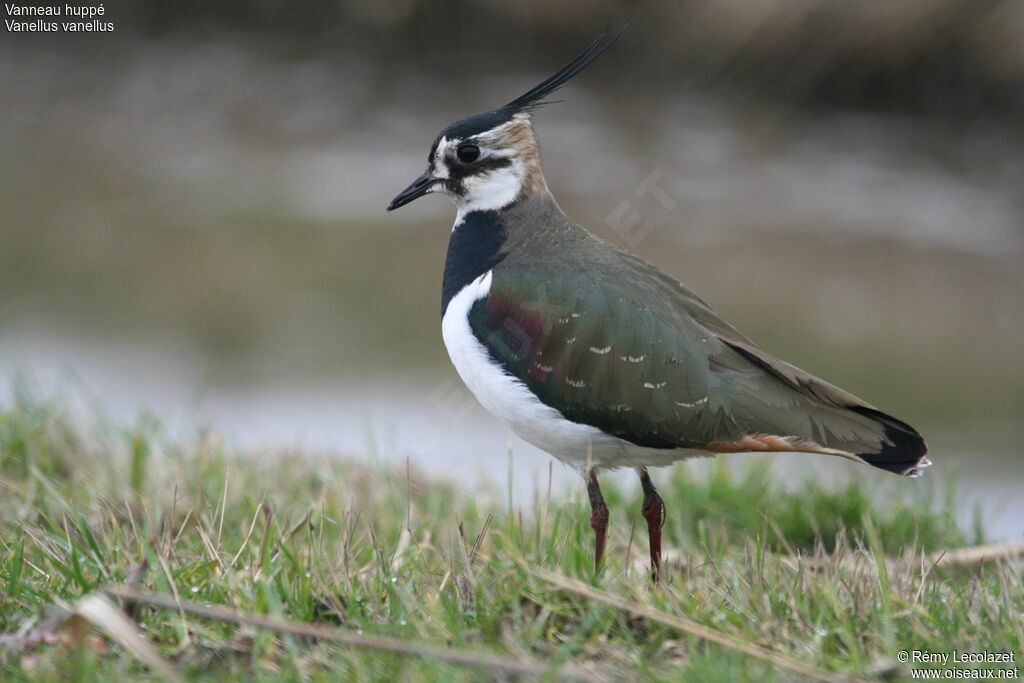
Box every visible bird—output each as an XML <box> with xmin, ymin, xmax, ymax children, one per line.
<box><xmin>386</xmin><ymin>31</ymin><xmax>930</xmax><ymax>579</ymax></box>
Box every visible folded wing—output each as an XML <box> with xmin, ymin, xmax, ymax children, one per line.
<box><xmin>468</xmin><ymin>254</ymin><xmax>928</xmax><ymax>475</ymax></box>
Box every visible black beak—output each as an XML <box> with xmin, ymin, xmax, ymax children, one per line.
<box><xmin>387</xmin><ymin>173</ymin><xmax>441</xmax><ymax>211</ymax></box>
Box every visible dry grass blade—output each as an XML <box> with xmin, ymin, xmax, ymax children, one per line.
<box><xmin>930</xmin><ymin>542</ymin><xmax>1024</xmax><ymax>568</ymax></box>
<box><xmin>229</xmin><ymin>501</ymin><xmax>264</xmax><ymax>567</ymax></box>
<box><xmin>105</xmin><ymin>585</ymin><xmax>598</xmax><ymax>681</ymax></box>
<box><xmin>780</xmin><ymin>541</ymin><xmax>1024</xmax><ymax>575</ymax></box>
<box><xmin>470</xmin><ymin>513</ymin><xmax>494</xmax><ymax>567</ymax></box>
<box><xmin>72</xmin><ymin>594</ymin><xmax>183</xmax><ymax>682</ymax></box>
<box><xmin>389</xmin><ymin>526</ymin><xmax>412</xmax><ymax>575</ymax></box>
<box><xmin>528</xmin><ymin>567</ymin><xmax>852</xmax><ymax>683</ymax></box>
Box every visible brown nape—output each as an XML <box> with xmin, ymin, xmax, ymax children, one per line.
<box><xmin>504</xmin><ymin>118</ymin><xmax>549</xmax><ymax>200</ymax></box>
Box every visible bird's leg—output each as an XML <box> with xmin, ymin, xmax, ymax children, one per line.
<box><xmin>638</xmin><ymin>467</ymin><xmax>665</xmax><ymax>581</ymax></box>
<box><xmin>586</xmin><ymin>470</ymin><xmax>609</xmax><ymax>571</ymax></box>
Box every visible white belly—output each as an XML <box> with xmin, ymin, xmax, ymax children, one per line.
<box><xmin>440</xmin><ymin>271</ymin><xmax>708</xmax><ymax>470</ymax></box>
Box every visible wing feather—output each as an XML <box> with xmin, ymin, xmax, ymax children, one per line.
<box><xmin>468</xmin><ymin>247</ymin><xmax>925</xmax><ymax>472</ymax></box>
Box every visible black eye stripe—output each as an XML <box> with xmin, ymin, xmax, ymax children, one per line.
<box><xmin>445</xmin><ymin>156</ymin><xmax>514</xmax><ymax>194</ymax></box>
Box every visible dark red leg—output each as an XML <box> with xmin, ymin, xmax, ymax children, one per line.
<box><xmin>587</xmin><ymin>470</ymin><xmax>609</xmax><ymax>571</ymax></box>
<box><xmin>639</xmin><ymin>468</ymin><xmax>666</xmax><ymax>581</ymax></box>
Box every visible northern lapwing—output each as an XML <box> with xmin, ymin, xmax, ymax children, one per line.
<box><xmin>387</xmin><ymin>32</ymin><xmax>930</xmax><ymax>578</ymax></box>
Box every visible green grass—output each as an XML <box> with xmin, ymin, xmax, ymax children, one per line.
<box><xmin>0</xmin><ymin>387</ymin><xmax>1020</xmax><ymax>681</ymax></box>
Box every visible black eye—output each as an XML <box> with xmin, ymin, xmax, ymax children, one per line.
<box><xmin>456</xmin><ymin>144</ymin><xmax>480</xmax><ymax>163</ymax></box>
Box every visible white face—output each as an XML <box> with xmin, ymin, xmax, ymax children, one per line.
<box><xmin>430</xmin><ymin>118</ymin><xmax>534</xmax><ymax>217</ymax></box>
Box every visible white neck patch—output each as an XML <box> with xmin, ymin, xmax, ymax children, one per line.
<box><xmin>453</xmin><ymin>162</ymin><xmax>525</xmax><ymax>223</ymax></box>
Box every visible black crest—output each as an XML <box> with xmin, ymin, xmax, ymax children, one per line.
<box><xmin>504</xmin><ymin>28</ymin><xmax>624</xmax><ymax>115</ymax></box>
<box><xmin>435</xmin><ymin>29</ymin><xmax>624</xmax><ymax>145</ymax></box>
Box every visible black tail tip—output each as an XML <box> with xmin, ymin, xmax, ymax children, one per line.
<box><xmin>851</xmin><ymin>407</ymin><xmax>931</xmax><ymax>477</ymax></box>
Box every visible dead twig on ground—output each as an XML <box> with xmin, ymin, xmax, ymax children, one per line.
<box><xmin>528</xmin><ymin>566</ymin><xmax>852</xmax><ymax>683</ymax></box>
<box><xmin>105</xmin><ymin>585</ymin><xmax>598</xmax><ymax>681</ymax></box>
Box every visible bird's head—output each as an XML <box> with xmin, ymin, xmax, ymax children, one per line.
<box><xmin>387</xmin><ymin>31</ymin><xmax>622</xmax><ymax>215</ymax></box>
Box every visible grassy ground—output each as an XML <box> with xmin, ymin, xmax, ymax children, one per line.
<box><xmin>0</xmin><ymin>388</ymin><xmax>1021</xmax><ymax>681</ymax></box>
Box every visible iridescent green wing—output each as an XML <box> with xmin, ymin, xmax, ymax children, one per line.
<box><xmin>469</xmin><ymin>256</ymin><xmax>925</xmax><ymax>472</ymax></box>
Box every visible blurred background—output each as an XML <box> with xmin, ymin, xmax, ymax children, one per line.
<box><xmin>2</xmin><ymin>2</ymin><xmax>1021</xmax><ymax>536</ymax></box>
